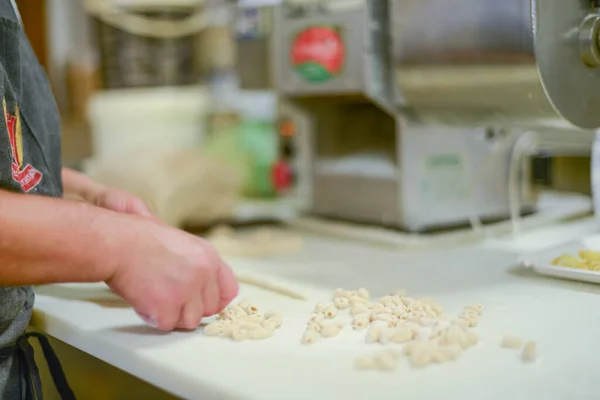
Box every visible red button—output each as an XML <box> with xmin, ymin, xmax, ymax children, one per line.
<box><xmin>272</xmin><ymin>161</ymin><xmax>292</xmax><ymax>193</ymax></box>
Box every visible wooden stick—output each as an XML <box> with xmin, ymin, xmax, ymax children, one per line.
<box><xmin>235</xmin><ymin>274</ymin><xmax>307</xmax><ymax>301</ymax></box>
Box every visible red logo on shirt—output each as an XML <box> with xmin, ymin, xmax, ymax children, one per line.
<box><xmin>4</xmin><ymin>98</ymin><xmax>43</xmax><ymax>192</ymax></box>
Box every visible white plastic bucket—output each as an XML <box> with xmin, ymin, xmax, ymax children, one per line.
<box><xmin>88</xmin><ymin>85</ymin><xmax>210</xmax><ymax>160</ymax></box>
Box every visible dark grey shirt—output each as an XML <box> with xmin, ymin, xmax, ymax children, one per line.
<box><xmin>0</xmin><ymin>1</ymin><xmax>63</xmax><ymax>398</ymax></box>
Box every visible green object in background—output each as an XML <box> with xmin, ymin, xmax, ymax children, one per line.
<box><xmin>240</xmin><ymin>120</ymin><xmax>278</xmax><ymax>197</ymax></box>
<box><xmin>204</xmin><ymin>119</ymin><xmax>278</xmax><ymax>198</ymax></box>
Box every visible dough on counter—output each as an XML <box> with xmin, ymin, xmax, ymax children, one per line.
<box><xmin>212</xmin><ymin>286</ymin><xmax>533</xmax><ymax>373</ymax></box>
<box><xmin>323</xmin><ymin>306</ymin><xmax>338</xmax><ymax>319</ymax></box>
<box><xmin>352</xmin><ymin>313</ymin><xmax>370</xmax><ymax>330</ymax></box>
<box><xmin>204</xmin><ymin>300</ymin><xmax>282</xmax><ymax>341</ymax></box>
<box><xmin>333</xmin><ymin>296</ymin><xmax>350</xmax><ymax>309</ymax></box>
<box><xmin>522</xmin><ymin>341</ymin><xmax>537</xmax><ymax>363</ymax></box>
<box><xmin>357</xmin><ymin>288</ymin><xmax>370</xmax><ymax>301</ymax></box>
<box><xmin>320</xmin><ymin>322</ymin><xmax>343</xmax><ymax>338</ymax></box>
<box><xmin>501</xmin><ymin>335</ymin><xmax>523</xmax><ymax>349</ymax></box>
<box><xmin>318</xmin><ymin>288</ymin><xmax>490</xmax><ymax>372</ymax></box>
<box><xmin>350</xmin><ymin>303</ymin><xmax>370</xmax><ymax>316</ymax></box>
<box><xmin>314</xmin><ymin>302</ymin><xmax>329</xmax><ymax>314</ymax></box>
<box><xmin>354</xmin><ymin>350</ymin><xmax>402</xmax><ymax>371</ymax></box>
<box><xmin>301</xmin><ymin>298</ymin><xmax>347</xmax><ymax>344</ymax></box>
<box><xmin>365</xmin><ymin>324</ymin><xmax>382</xmax><ymax>343</ymax></box>
<box><xmin>301</xmin><ymin>329</ymin><xmax>321</xmax><ymax>344</ymax></box>
<box><xmin>390</xmin><ymin>328</ymin><xmax>414</xmax><ymax>344</ymax></box>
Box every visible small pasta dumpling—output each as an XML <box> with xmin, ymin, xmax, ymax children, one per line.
<box><xmin>231</xmin><ymin>328</ymin><xmax>249</xmax><ymax>341</ymax></box>
<box><xmin>264</xmin><ymin>311</ymin><xmax>283</xmax><ymax>327</ymax></box>
<box><xmin>333</xmin><ymin>296</ymin><xmax>350</xmax><ymax>309</ymax></box>
<box><xmin>501</xmin><ymin>335</ymin><xmax>523</xmax><ymax>349</ymax></box>
<box><xmin>438</xmin><ymin>344</ymin><xmax>462</xmax><ymax>361</ymax></box>
<box><xmin>522</xmin><ymin>341</ymin><xmax>537</xmax><ymax>363</ymax></box>
<box><xmin>451</xmin><ymin>318</ymin><xmax>470</xmax><ymax>329</ymax></box>
<box><xmin>314</xmin><ymin>302</ymin><xmax>329</xmax><ymax>314</ymax></box>
<box><xmin>348</xmin><ymin>295</ymin><xmax>368</xmax><ymax>305</ymax></box>
<box><xmin>354</xmin><ymin>356</ymin><xmax>374</xmax><ymax>370</ymax></box>
<box><xmin>410</xmin><ymin>351</ymin><xmax>433</xmax><ymax>368</ymax></box>
<box><xmin>203</xmin><ymin>323</ymin><xmax>222</xmax><ymax>336</ymax></box>
<box><xmin>390</xmin><ymin>328</ymin><xmax>414</xmax><ymax>343</ymax></box>
<box><xmin>352</xmin><ymin>313</ymin><xmax>370</xmax><ymax>330</ymax></box>
<box><xmin>321</xmin><ymin>323</ymin><xmax>343</xmax><ymax>338</ymax></box>
<box><xmin>323</xmin><ymin>306</ymin><xmax>338</xmax><ymax>319</ymax></box>
<box><xmin>307</xmin><ymin>321</ymin><xmax>321</xmax><ymax>332</ymax></box>
<box><xmin>309</xmin><ymin>313</ymin><xmax>325</xmax><ymax>323</ymax></box>
<box><xmin>357</xmin><ymin>288</ymin><xmax>370</xmax><ymax>301</ymax></box>
<box><xmin>301</xmin><ymin>329</ymin><xmax>320</xmax><ymax>344</ymax></box>
<box><xmin>350</xmin><ymin>303</ymin><xmax>370</xmax><ymax>316</ymax></box>
<box><xmin>249</xmin><ymin>327</ymin><xmax>272</xmax><ymax>340</ymax></box>
<box><xmin>366</xmin><ymin>325</ymin><xmax>382</xmax><ymax>343</ymax></box>
<box><xmin>373</xmin><ymin>351</ymin><xmax>400</xmax><ymax>371</ymax></box>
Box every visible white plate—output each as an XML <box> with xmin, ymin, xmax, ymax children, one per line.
<box><xmin>519</xmin><ymin>233</ymin><xmax>600</xmax><ymax>284</ymax></box>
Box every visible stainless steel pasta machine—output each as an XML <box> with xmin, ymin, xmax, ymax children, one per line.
<box><xmin>238</xmin><ymin>0</ymin><xmax>600</xmax><ymax>231</ymax></box>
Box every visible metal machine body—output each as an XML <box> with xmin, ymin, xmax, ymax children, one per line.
<box><xmin>277</xmin><ymin>98</ymin><xmax>538</xmax><ymax>231</ymax></box>
<box><xmin>232</xmin><ymin>0</ymin><xmax>600</xmax><ymax>232</ymax></box>
<box><xmin>270</xmin><ymin>0</ymin><xmax>542</xmax><ymax>232</ymax></box>
<box><xmin>391</xmin><ymin>0</ymin><xmax>600</xmax><ymax>130</ymax></box>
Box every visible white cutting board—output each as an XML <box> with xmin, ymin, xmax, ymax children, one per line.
<box><xmin>33</xmin><ymin>237</ymin><xmax>600</xmax><ymax>400</ymax></box>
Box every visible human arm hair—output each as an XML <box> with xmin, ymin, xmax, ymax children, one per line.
<box><xmin>0</xmin><ymin>188</ymin><xmax>125</xmax><ymax>285</ymax></box>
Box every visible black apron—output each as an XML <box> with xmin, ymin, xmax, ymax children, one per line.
<box><xmin>0</xmin><ymin>1</ymin><xmax>75</xmax><ymax>399</ymax></box>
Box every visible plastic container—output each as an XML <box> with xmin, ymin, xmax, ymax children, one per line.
<box><xmin>88</xmin><ymin>85</ymin><xmax>210</xmax><ymax>160</ymax></box>
<box><xmin>234</xmin><ymin>91</ymin><xmax>280</xmax><ymax>197</ymax></box>
<box><xmin>203</xmin><ymin>90</ymin><xmax>282</xmax><ymax>198</ymax></box>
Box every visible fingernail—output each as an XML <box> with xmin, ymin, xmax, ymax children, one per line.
<box><xmin>137</xmin><ymin>311</ymin><xmax>158</xmax><ymax>328</ymax></box>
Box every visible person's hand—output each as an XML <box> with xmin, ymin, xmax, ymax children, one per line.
<box><xmin>92</xmin><ymin>186</ymin><xmax>157</xmax><ymax>220</ymax></box>
<box><xmin>105</xmin><ymin>216</ymin><xmax>239</xmax><ymax>330</ymax></box>
<box><xmin>62</xmin><ymin>167</ymin><xmax>157</xmax><ymax>220</ymax></box>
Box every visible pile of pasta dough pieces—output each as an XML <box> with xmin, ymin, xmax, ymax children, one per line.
<box><xmin>204</xmin><ymin>287</ymin><xmax>537</xmax><ymax>372</ymax></box>
<box><xmin>300</xmin><ymin>288</ymin><xmax>480</xmax><ymax>370</ymax></box>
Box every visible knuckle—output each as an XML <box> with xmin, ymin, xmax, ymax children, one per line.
<box><xmin>199</xmin><ymin>239</ymin><xmax>221</xmax><ymax>262</ymax></box>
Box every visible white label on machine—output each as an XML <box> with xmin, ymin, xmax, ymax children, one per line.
<box><xmin>420</xmin><ymin>153</ymin><xmax>469</xmax><ymax>205</ymax></box>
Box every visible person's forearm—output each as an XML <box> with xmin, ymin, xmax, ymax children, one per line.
<box><xmin>0</xmin><ymin>189</ymin><xmax>125</xmax><ymax>286</ymax></box>
<box><xmin>61</xmin><ymin>167</ymin><xmax>105</xmax><ymax>202</ymax></box>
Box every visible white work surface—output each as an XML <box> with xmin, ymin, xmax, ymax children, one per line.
<box><xmin>31</xmin><ymin>218</ymin><xmax>600</xmax><ymax>400</ymax></box>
